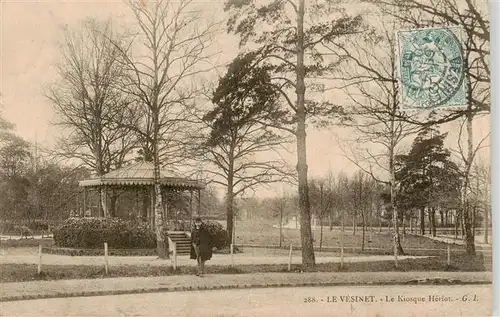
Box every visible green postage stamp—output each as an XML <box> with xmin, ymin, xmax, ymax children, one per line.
<box><xmin>396</xmin><ymin>27</ymin><xmax>468</xmax><ymax>110</ymax></box>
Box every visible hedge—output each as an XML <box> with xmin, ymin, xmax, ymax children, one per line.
<box><xmin>201</xmin><ymin>220</ymin><xmax>230</xmax><ymax>249</ymax></box>
<box><xmin>42</xmin><ymin>246</ymin><xmax>157</xmax><ymax>256</ymax></box>
<box><xmin>53</xmin><ymin>218</ymin><xmax>157</xmax><ymax>249</ymax></box>
<box><xmin>52</xmin><ymin>217</ymin><xmax>230</xmax><ymax>251</ymax></box>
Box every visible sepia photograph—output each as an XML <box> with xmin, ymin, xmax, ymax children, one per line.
<box><xmin>0</xmin><ymin>0</ymin><xmax>493</xmax><ymax>316</ymax></box>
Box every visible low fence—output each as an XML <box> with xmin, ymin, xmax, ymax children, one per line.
<box><xmin>32</xmin><ymin>240</ymin><xmax>276</xmax><ymax>276</ymax></box>
<box><xmin>30</xmin><ymin>238</ymin><xmax>470</xmax><ymax>276</ymax></box>
<box><xmin>14</xmin><ymin>227</ymin><xmax>489</xmax><ymax>277</ymax></box>
<box><xmin>33</xmin><ymin>236</ymin><xmax>181</xmax><ymax>275</ymax></box>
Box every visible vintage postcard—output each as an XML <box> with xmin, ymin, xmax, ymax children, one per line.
<box><xmin>0</xmin><ymin>0</ymin><xmax>492</xmax><ymax>316</ymax></box>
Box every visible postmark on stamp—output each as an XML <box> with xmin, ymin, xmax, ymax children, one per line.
<box><xmin>396</xmin><ymin>27</ymin><xmax>467</xmax><ymax>110</ymax></box>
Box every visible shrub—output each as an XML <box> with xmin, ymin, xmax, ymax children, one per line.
<box><xmin>42</xmin><ymin>246</ymin><xmax>157</xmax><ymax>256</ymax></box>
<box><xmin>53</xmin><ymin>218</ymin><xmax>156</xmax><ymax>249</ymax></box>
<box><xmin>202</xmin><ymin>220</ymin><xmax>230</xmax><ymax>249</ymax></box>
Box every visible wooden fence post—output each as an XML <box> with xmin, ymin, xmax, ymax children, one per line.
<box><xmin>167</xmin><ymin>237</ymin><xmax>177</xmax><ymax>270</ymax></box>
<box><xmin>288</xmin><ymin>244</ymin><xmax>293</xmax><ymax>272</ymax></box>
<box><xmin>104</xmin><ymin>242</ymin><xmax>109</xmax><ymax>275</ymax></box>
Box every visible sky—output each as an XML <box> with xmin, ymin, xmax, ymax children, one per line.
<box><xmin>0</xmin><ymin>0</ymin><xmax>491</xmax><ymax>198</ymax></box>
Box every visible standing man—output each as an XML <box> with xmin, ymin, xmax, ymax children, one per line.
<box><xmin>190</xmin><ymin>217</ymin><xmax>212</xmax><ymax>276</ymax></box>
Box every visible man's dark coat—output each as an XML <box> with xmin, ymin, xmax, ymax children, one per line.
<box><xmin>190</xmin><ymin>224</ymin><xmax>213</xmax><ymax>261</ymax></box>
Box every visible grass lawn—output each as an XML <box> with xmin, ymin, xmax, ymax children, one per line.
<box><xmin>0</xmin><ymin>253</ymin><xmax>490</xmax><ymax>283</ymax></box>
<box><xmin>234</xmin><ymin>220</ymin><xmax>473</xmax><ymax>253</ymax></box>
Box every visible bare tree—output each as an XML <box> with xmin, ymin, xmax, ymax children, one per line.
<box><xmin>309</xmin><ymin>173</ymin><xmax>335</xmax><ymax>251</ymax></box>
<box><xmin>349</xmin><ymin>171</ymin><xmax>378</xmax><ymax>252</ymax></box>
<box><xmin>271</xmin><ymin>193</ymin><xmax>291</xmax><ymax>247</ymax></box>
<box><xmin>334</xmin><ymin>171</ymin><xmax>351</xmax><ymax>234</ymax></box>
<box><xmin>47</xmin><ymin>19</ymin><xmax>137</xmax><ymax>217</ymax></box>
<box><xmin>111</xmin><ymin>0</ymin><xmax>220</xmax><ymax>258</ymax></box>
<box><xmin>448</xmin><ymin>114</ymin><xmax>490</xmax><ymax>252</ymax></box>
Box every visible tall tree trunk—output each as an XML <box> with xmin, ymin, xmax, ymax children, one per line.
<box><xmin>319</xmin><ymin>185</ymin><xmax>323</xmax><ymax>251</ymax></box>
<box><xmin>295</xmin><ymin>0</ymin><xmax>315</xmax><ymax>267</ymax></box>
<box><xmin>361</xmin><ymin>211</ymin><xmax>365</xmax><ymax>252</ymax></box>
<box><xmin>226</xmin><ymin>192</ymin><xmax>234</xmax><ymax>244</ymax></box>
<box><xmin>428</xmin><ymin>210</ymin><xmax>432</xmax><ymax>236</ymax></box>
<box><xmin>461</xmin><ymin>89</ymin><xmax>476</xmax><ymax>254</ymax></box>
<box><xmin>484</xmin><ymin>208</ymin><xmax>489</xmax><ymax>244</ymax></box>
<box><xmin>420</xmin><ymin>207</ymin><xmax>425</xmax><ymax>235</ymax></box>
<box><xmin>329</xmin><ymin>213</ymin><xmax>332</xmax><ymax>231</ymax></box>
<box><xmin>431</xmin><ymin>207</ymin><xmax>437</xmax><ymax>237</ymax></box>
<box><xmin>369</xmin><ymin>207</ymin><xmax>373</xmax><ymax>234</ymax></box>
<box><xmin>352</xmin><ymin>213</ymin><xmax>356</xmax><ymax>235</ymax></box>
<box><xmin>226</xmin><ymin>167</ymin><xmax>235</xmax><ymax>244</ymax></box>
<box><xmin>164</xmin><ymin>190</ymin><xmax>169</xmax><ymax>224</ymax></box>
<box><xmin>149</xmin><ymin>187</ymin><xmax>155</xmax><ymax>228</ymax></box>
<box><xmin>460</xmin><ymin>209</ymin><xmax>465</xmax><ymax>237</ymax></box>
<box><xmin>152</xmin><ymin>109</ymin><xmax>166</xmax><ymax>258</ymax></box>
<box><xmin>390</xmin><ymin>184</ymin><xmax>404</xmax><ymax>254</ymax></box>
<box><xmin>462</xmin><ymin>201</ymin><xmax>475</xmax><ymax>254</ymax></box>
<box><xmin>484</xmin><ymin>166</ymin><xmax>490</xmax><ymax>244</ymax></box>
<box><xmin>462</xmin><ymin>214</ymin><xmax>465</xmax><ymax>237</ymax></box>
<box><xmin>233</xmin><ymin>214</ymin><xmax>236</xmax><ymax>245</ymax></box>
<box><xmin>378</xmin><ymin>209</ymin><xmax>382</xmax><ymax>233</ymax></box>
<box><xmin>368</xmin><ymin>206</ymin><xmax>373</xmax><ymax>241</ymax></box>
<box><xmin>388</xmin><ymin>42</ymin><xmax>403</xmax><ymax>256</ymax></box>
<box><xmin>279</xmin><ymin>200</ymin><xmax>283</xmax><ymax>248</ymax></box>
<box><xmin>320</xmin><ymin>213</ymin><xmax>324</xmax><ymax>251</ymax></box>
<box><xmin>99</xmin><ymin>188</ymin><xmax>106</xmax><ymax>217</ymax></box>
<box><xmin>342</xmin><ymin>210</ymin><xmax>345</xmax><ymax>233</ymax></box>
<box><xmin>472</xmin><ymin>206</ymin><xmax>476</xmax><ymax>237</ymax></box>
<box><xmin>98</xmin><ymin>188</ymin><xmax>109</xmax><ymax>217</ymax></box>
<box><xmin>440</xmin><ymin>209</ymin><xmax>444</xmax><ymax>227</ymax></box>
<box><xmin>226</xmin><ymin>146</ymin><xmax>236</xmax><ymax>242</ymax></box>
<box><xmin>154</xmin><ymin>182</ymin><xmax>166</xmax><ymax>258</ymax></box>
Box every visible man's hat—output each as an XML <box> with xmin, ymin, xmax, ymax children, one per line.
<box><xmin>194</xmin><ymin>217</ymin><xmax>202</xmax><ymax>222</ymax></box>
